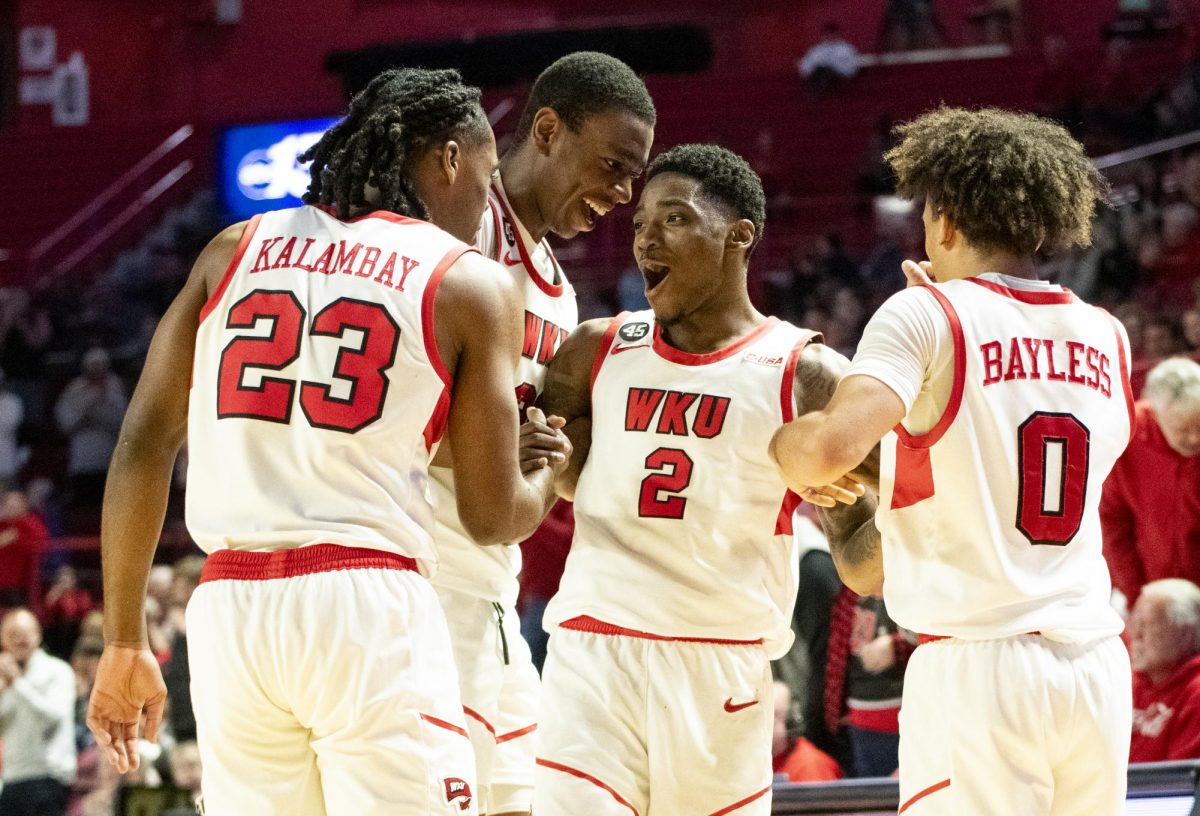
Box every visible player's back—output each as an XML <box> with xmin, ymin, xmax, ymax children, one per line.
<box><xmin>186</xmin><ymin>205</ymin><xmax>473</xmax><ymax>572</ymax></box>
<box><xmin>878</xmin><ymin>277</ymin><xmax>1134</xmax><ymax>642</ymax></box>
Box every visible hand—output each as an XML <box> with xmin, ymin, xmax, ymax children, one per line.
<box><xmin>0</xmin><ymin>653</ymin><xmax>19</xmax><ymax>685</ymax></box>
<box><xmin>855</xmin><ymin>633</ymin><xmax>897</xmax><ymax>674</ymax></box>
<box><xmin>798</xmin><ymin>475</ymin><xmax>866</xmax><ymax>508</ymax></box>
<box><xmin>901</xmin><ymin>259</ymin><xmax>935</xmax><ymax>287</ymax></box>
<box><xmin>519</xmin><ymin>407</ymin><xmax>572</xmax><ymax>475</ymax></box>
<box><xmin>86</xmin><ymin>644</ymin><xmax>166</xmax><ymax>773</ymax></box>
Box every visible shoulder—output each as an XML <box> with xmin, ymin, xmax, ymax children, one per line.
<box><xmin>793</xmin><ymin>342</ymin><xmax>850</xmax><ymax>414</ymax></box>
<box><xmin>556</xmin><ymin>317</ymin><xmax>617</xmax><ymax>362</ymax></box>
<box><xmin>439</xmin><ymin>251</ymin><xmax>521</xmax><ymax>316</ymax></box>
<box><xmin>193</xmin><ymin>219</ymin><xmax>255</xmax><ymax>292</ymax></box>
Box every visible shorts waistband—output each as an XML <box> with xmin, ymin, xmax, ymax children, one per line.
<box><xmin>558</xmin><ymin>615</ymin><xmax>764</xmax><ymax>645</ymax></box>
<box><xmin>918</xmin><ymin>630</ymin><xmax>1041</xmax><ymax>646</ymax></box>
<box><xmin>200</xmin><ymin>543</ymin><xmax>419</xmax><ymax>583</ymax></box>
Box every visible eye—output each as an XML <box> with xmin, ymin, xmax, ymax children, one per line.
<box><xmin>666</xmin><ymin>213</ymin><xmax>683</xmax><ymax>223</ymax></box>
<box><xmin>632</xmin><ymin>220</ymin><xmax>644</xmax><ymax>231</ymax></box>
<box><xmin>605</xmin><ymin>158</ymin><xmax>623</xmax><ymax>173</ymax></box>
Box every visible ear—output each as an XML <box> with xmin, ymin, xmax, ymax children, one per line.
<box><xmin>530</xmin><ymin>107</ymin><xmax>562</xmax><ymax>157</ymax></box>
<box><xmin>439</xmin><ymin>140</ymin><xmax>461</xmax><ymax>185</ymax></box>
<box><xmin>728</xmin><ymin>218</ymin><xmax>756</xmax><ymax>253</ymax></box>
<box><xmin>935</xmin><ymin>208</ymin><xmax>958</xmax><ymax>250</ymax></box>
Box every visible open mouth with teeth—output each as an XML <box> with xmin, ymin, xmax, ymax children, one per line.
<box><xmin>641</xmin><ymin>261</ymin><xmax>670</xmax><ymax>293</ymax></box>
<box><xmin>581</xmin><ymin>196</ymin><xmax>613</xmax><ymax>229</ymax></box>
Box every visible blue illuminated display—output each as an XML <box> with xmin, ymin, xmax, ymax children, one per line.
<box><xmin>219</xmin><ymin>117</ymin><xmax>339</xmax><ymax>220</ymax></box>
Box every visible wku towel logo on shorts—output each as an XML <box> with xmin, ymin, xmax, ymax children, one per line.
<box><xmin>443</xmin><ymin>777</ymin><xmax>473</xmax><ymax>811</ymax></box>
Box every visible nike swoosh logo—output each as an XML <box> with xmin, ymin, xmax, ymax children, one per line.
<box><xmin>502</xmin><ymin>251</ymin><xmax>522</xmax><ymax>267</ymax></box>
<box><xmin>724</xmin><ymin>698</ymin><xmax>758</xmax><ymax>713</ymax></box>
<box><xmin>610</xmin><ymin>344</ymin><xmax>650</xmax><ymax>355</ymax></box>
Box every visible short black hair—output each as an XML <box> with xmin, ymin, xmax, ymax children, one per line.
<box><xmin>885</xmin><ymin>106</ymin><xmax>1110</xmax><ymax>255</ymax></box>
<box><xmin>301</xmin><ymin>67</ymin><xmax>490</xmax><ymax>220</ymax></box>
<box><xmin>513</xmin><ymin>51</ymin><xmax>655</xmax><ymax>142</ymax></box>
<box><xmin>645</xmin><ymin>143</ymin><xmax>767</xmax><ymax>249</ymax></box>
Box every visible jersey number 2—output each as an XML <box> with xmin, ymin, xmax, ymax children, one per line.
<box><xmin>217</xmin><ymin>290</ymin><xmax>399</xmax><ymax>433</ymax></box>
<box><xmin>1016</xmin><ymin>412</ymin><xmax>1090</xmax><ymax>546</ymax></box>
<box><xmin>638</xmin><ymin>447</ymin><xmax>693</xmax><ymax>519</ymax></box>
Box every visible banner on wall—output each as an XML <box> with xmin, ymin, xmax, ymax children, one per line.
<box><xmin>219</xmin><ymin>117</ymin><xmax>339</xmax><ymax>220</ymax></box>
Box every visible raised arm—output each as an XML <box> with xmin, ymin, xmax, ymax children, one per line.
<box><xmin>782</xmin><ymin>343</ymin><xmax>892</xmax><ymax>595</ymax></box>
<box><xmin>538</xmin><ymin>317</ymin><xmax>612</xmax><ymax>500</ymax></box>
<box><xmin>436</xmin><ymin>252</ymin><xmax>566</xmax><ymax>544</ymax></box>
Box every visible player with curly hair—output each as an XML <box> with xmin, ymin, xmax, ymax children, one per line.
<box><xmin>533</xmin><ymin>143</ymin><xmax>877</xmax><ymax>815</ymax></box>
<box><xmin>86</xmin><ymin>67</ymin><xmax>571</xmax><ymax>815</ymax></box>
<box><xmin>771</xmin><ymin>107</ymin><xmax>1134</xmax><ymax>815</ymax></box>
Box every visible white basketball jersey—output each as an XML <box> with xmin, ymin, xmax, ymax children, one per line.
<box><xmin>429</xmin><ymin>180</ymin><xmax>578</xmax><ymax>603</ymax></box>
<box><xmin>545</xmin><ymin>311</ymin><xmax>818</xmax><ymax>657</ymax></box>
<box><xmin>187</xmin><ymin>205</ymin><xmax>475</xmax><ymax>575</ymax></box>
<box><xmin>877</xmin><ymin>278</ymin><xmax>1135</xmax><ymax>642</ymax></box>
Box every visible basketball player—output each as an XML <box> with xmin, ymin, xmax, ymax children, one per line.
<box><xmin>86</xmin><ymin>68</ymin><xmax>568</xmax><ymax>816</ymax></box>
<box><xmin>770</xmin><ymin>107</ymin><xmax>1133</xmax><ymax>815</ymax></box>
<box><xmin>533</xmin><ymin>144</ymin><xmax>877</xmax><ymax>815</ymax></box>
<box><xmin>428</xmin><ymin>52</ymin><xmax>655</xmax><ymax>816</ymax></box>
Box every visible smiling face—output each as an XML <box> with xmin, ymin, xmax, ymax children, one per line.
<box><xmin>534</xmin><ymin>107</ymin><xmax>653</xmax><ymax>239</ymax></box>
<box><xmin>632</xmin><ymin>172</ymin><xmax>750</xmax><ymax>326</ymax></box>
<box><xmin>417</xmin><ymin>127</ymin><xmax>499</xmax><ymax>245</ymax></box>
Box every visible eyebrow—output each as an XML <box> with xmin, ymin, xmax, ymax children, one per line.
<box><xmin>611</xmin><ymin>146</ymin><xmax>648</xmax><ymax>171</ymax></box>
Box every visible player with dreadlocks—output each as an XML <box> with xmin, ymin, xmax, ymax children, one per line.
<box><xmin>534</xmin><ymin>143</ymin><xmax>875</xmax><ymax>814</ymax></box>
<box><xmin>426</xmin><ymin>51</ymin><xmax>654</xmax><ymax>816</ymax></box>
<box><xmin>87</xmin><ymin>67</ymin><xmax>569</xmax><ymax>815</ymax></box>
<box><xmin>771</xmin><ymin>107</ymin><xmax>1133</xmax><ymax>815</ymax></box>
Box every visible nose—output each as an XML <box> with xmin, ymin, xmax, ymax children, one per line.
<box><xmin>635</xmin><ymin>224</ymin><xmax>658</xmax><ymax>255</ymax></box>
<box><xmin>613</xmin><ymin>176</ymin><xmax>633</xmax><ymax>206</ymax></box>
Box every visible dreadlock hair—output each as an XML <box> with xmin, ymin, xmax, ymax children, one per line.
<box><xmin>301</xmin><ymin>67</ymin><xmax>490</xmax><ymax>220</ymax></box>
<box><xmin>645</xmin><ymin>143</ymin><xmax>767</xmax><ymax>254</ymax></box>
<box><xmin>884</xmin><ymin>106</ymin><xmax>1110</xmax><ymax>255</ymax></box>
<box><xmin>513</xmin><ymin>52</ymin><xmax>655</xmax><ymax>144</ymax></box>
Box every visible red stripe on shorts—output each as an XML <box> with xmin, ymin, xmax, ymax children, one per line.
<box><xmin>559</xmin><ymin>615</ymin><xmax>763</xmax><ymax>645</ymax></box>
<box><xmin>536</xmin><ymin>758</ymin><xmax>640</xmax><ymax>816</ymax></box>
<box><xmin>496</xmin><ymin>723</ymin><xmax>537</xmax><ymax>744</ymax></box>
<box><xmin>707</xmin><ymin>785</ymin><xmax>772</xmax><ymax>815</ymax></box>
<box><xmin>899</xmin><ymin>778</ymin><xmax>951</xmax><ymax>813</ymax></box>
<box><xmin>420</xmin><ymin>713</ymin><xmax>471</xmax><ymax>740</ymax></box>
<box><xmin>199</xmin><ymin>543</ymin><xmax>418</xmax><ymax>583</ymax></box>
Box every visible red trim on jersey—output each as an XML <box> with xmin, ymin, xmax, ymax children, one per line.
<box><xmin>589</xmin><ymin>313</ymin><xmax>628</xmax><ymax>392</ymax></box>
<box><xmin>899</xmin><ymin>778</ymin><xmax>951</xmax><ymax>814</ymax></box>
<box><xmin>652</xmin><ymin>317</ymin><xmax>779</xmax><ymax>367</ymax></box>
<box><xmin>890</xmin><ymin>443</ymin><xmax>935</xmax><ymax>510</ymax></box>
<box><xmin>1104</xmin><ymin>310</ymin><xmax>1137</xmax><ymax>439</ymax></box>
<box><xmin>966</xmin><ymin>277</ymin><xmax>1075</xmax><ymax>305</ymax></box>
<box><xmin>918</xmin><ymin>631</ymin><xmax>1038</xmax><ymax>646</ymax></box>
<box><xmin>491</xmin><ymin>183</ymin><xmax>566</xmax><ymax>297</ymax></box>
<box><xmin>420</xmin><ymin>713</ymin><xmax>471</xmax><ymax>740</ymax></box>
<box><xmin>775</xmin><ymin>333</ymin><xmax>821</xmax><ymax>534</ymax></box>
<box><xmin>486</xmin><ymin>197</ymin><xmax>503</xmax><ymax>262</ymax></box>
<box><xmin>421</xmin><ymin>245</ymin><xmax>477</xmax><ymax>451</ymax></box>
<box><xmin>198</xmin><ymin>214</ymin><xmax>262</xmax><ymax>326</ymax></box>
<box><xmin>775</xmin><ymin>489</ymin><xmax>803</xmax><ymax>536</ymax></box>
<box><xmin>559</xmin><ymin>615</ymin><xmax>764</xmax><ymax>645</ymax></box>
<box><xmin>199</xmin><ymin>543</ymin><xmax>417</xmax><ymax>583</ymax></box>
<box><xmin>311</xmin><ymin>203</ymin><xmax>425</xmax><ymax>227</ymax></box>
<box><xmin>535</xmin><ymin>759</ymin><xmax>640</xmax><ymax>816</ymax></box>
<box><xmin>497</xmin><ymin>723</ymin><xmax>538</xmax><ymax>744</ymax></box>
<box><xmin>706</xmin><ymin>786</ymin><xmax>771</xmax><ymax>816</ymax></box>
<box><xmin>893</xmin><ymin>286</ymin><xmax>965</xmax><ymax>450</ymax></box>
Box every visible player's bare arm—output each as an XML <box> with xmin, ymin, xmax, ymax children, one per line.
<box><xmin>437</xmin><ymin>252</ymin><xmax>568</xmax><ymax>544</ymax></box>
<box><xmin>88</xmin><ymin>220</ymin><xmax>248</xmax><ymax>773</ymax></box>
<box><xmin>789</xmin><ymin>344</ymin><xmax>886</xmax><ymax>595</ymax></box>
<box><xmin>538</xmin><ymin>317</ymin><xmax>612</xmax><ymax>500</ymax></box>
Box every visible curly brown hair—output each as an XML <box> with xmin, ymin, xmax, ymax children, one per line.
<box><xmin>884</xmin><ymin>107</ymin><xmax>1110</xmax><ymax>255</ymax></box>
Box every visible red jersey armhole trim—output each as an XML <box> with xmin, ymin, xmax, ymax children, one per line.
<box><xmin>653</xmin><ymin>317</ymin><xmax>780</xmax><ymax>366</ymax></box>
<box><xmin>421</xmin><ymin>244</ymin><xmax>477</xmax><ymax>451</ymax></box>
<box><xmin>1104</xmin><ymin>309</ymin><xmax>1137</xmax><ymax>438</ymax></box>
<box><xmin>589</xmin><ymin>313</ymin><xmax>627</xmax><ymax>393</ymax></box>
<box><xmin>894</xmin><ymin>285</ymin><xmax>964</xmax><ymax>449</ymax></box>
<box><xmin>780</xmin><ymin>332</ymin><xmax>821</xmax><ymax>422</ymax></box>
<box><xmin>966</xmin><ymin>277</ymin><xmax>1075</xmax><ymax>304</ymax></box>
<box><xmin>491</xmin><ymin>183</ymin><xmax>565</xmax><ymax>297</ymax></box>
<box><xmin>198</xmin><ymin>214</ymin><xmax>262</xmax><ymax>326</ymax></box>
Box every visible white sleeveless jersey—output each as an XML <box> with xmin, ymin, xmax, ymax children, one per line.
<box><xmin>875</xmin><ymin>278</ymin><xmax>1135</xmax><ymax>642</ymax></box>
<box><xmin>186</xmin><ymin>205</ymin><xmax>474</xmax><ymax>575</ymax></box>
<box><xmin>429</xmin><ymin>181</ymin><xmax>578</xmax><ymax>603</ymax></box>
<box><xmin>545</xmin><ymin>311</ymin><xmax>818</xmax><ymax>657</ymax></box>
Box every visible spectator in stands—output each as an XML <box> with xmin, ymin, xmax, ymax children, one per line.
<box><xmin>0</xmin><ymin>289</ymin><xmax>52</xmax><ymax>434</ymax></box>
<box><xmin>1133</xmin><ymin>318</ymin><xmax>1182</xmax><ymax>394</ymax></box>
<box><xmin>1034</xmin><ymin>35</ymin><xmax>1084</xmax><ymax>123</ymax></box>
<box><xmin>878</xmin><ymin>0</ymin><xmax>943</xmax><ymax>51</ymax></box>
<box><xmin>166</xmin><ymin>740</ymin><xmax>202</xmax><ymax>807</ymax></box>
<box><xmin>41</xmin><ymin>567</ymin><xmax>94</xmax><ymax>660</ymax></box>
<box><xmin>69</xmin><ymin>636</ymin><xmax>103</xmax><ymax>753</ymax></box>
<box><xmin>1129</xmin><ymin>579</ymin><xmax>1200</xmax><ymax>761</ymax></box>
<box><xmin>772</xmin><ymin>680</ymin><xmax>843</xmax><ymax>782</ymax></box>
<box><xmin>160</xmin><ymin>556</ymin><xmax>204</xmax><ymax>742</ymax></box>
<box><xmin>54</xmin><ymin>348</ymin><xmax>127</xmax><ymax>531</ymax></box>
<box><xmin>0</xmin><ymin>368</ymin><xmax>24</xmax><ymax>490</ymax></box>
<box><xmin>0</xmin><ymin>608</ymin><xmax>76</xmax><ymax>816</ymax></box>
<box><xmin>1102</xmin><ymin>358</ymin><xmax>1200</xmax><ymax>607</ymax></box>
<box><xmin>797</xmin><ymin>23</ymin><xmax>859</xmax><ymax>95</ymax></box>
<box><xmin>0</xmin><ymin>490</ymin><xmax>47</xmax><ymax>610</ymax></box>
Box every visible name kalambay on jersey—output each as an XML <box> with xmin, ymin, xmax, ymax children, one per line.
<box><xmin>247</xmin><ymin>234</ymin><xmax>423</xmax><ymax>292</ymax></box>
<box><xmin>980</xmin><ymin>336</ymin><xmax>1113</xmax><ymax>397</ymax></box>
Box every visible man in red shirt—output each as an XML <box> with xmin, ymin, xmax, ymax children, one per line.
<box><xmin>1129</xmin><ymin>578</ymin><xmax>1200</xmax><ymax>762</ymax></box>
<box><xmin>772</xmin><ymin>681</ymin><xmax>843</xmax><ymax>783</ymax></box>
<box><xmin>1101</xmin><ymin>358</ymin><xmax>1200</xmax><ymax>607</ymax></box>
<box><xmin>0</xmin><ymin>491</ymin><xmax>48</xmax><ymax>610</ymax></box>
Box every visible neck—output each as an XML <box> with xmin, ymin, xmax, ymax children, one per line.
<box><xmin>658</xmin><ymin>280</ymin><xmax>764</xmax><ymax>354</ymax></box>
<box><xmin>944</xmin><ymin>248</ymin><xmax>1039</xmax><ymax>282</ymax></box>
<box><xmin>499</xmin><ymin>148</ymin><xmax>550</xmax><ymax>243</ymax></box>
